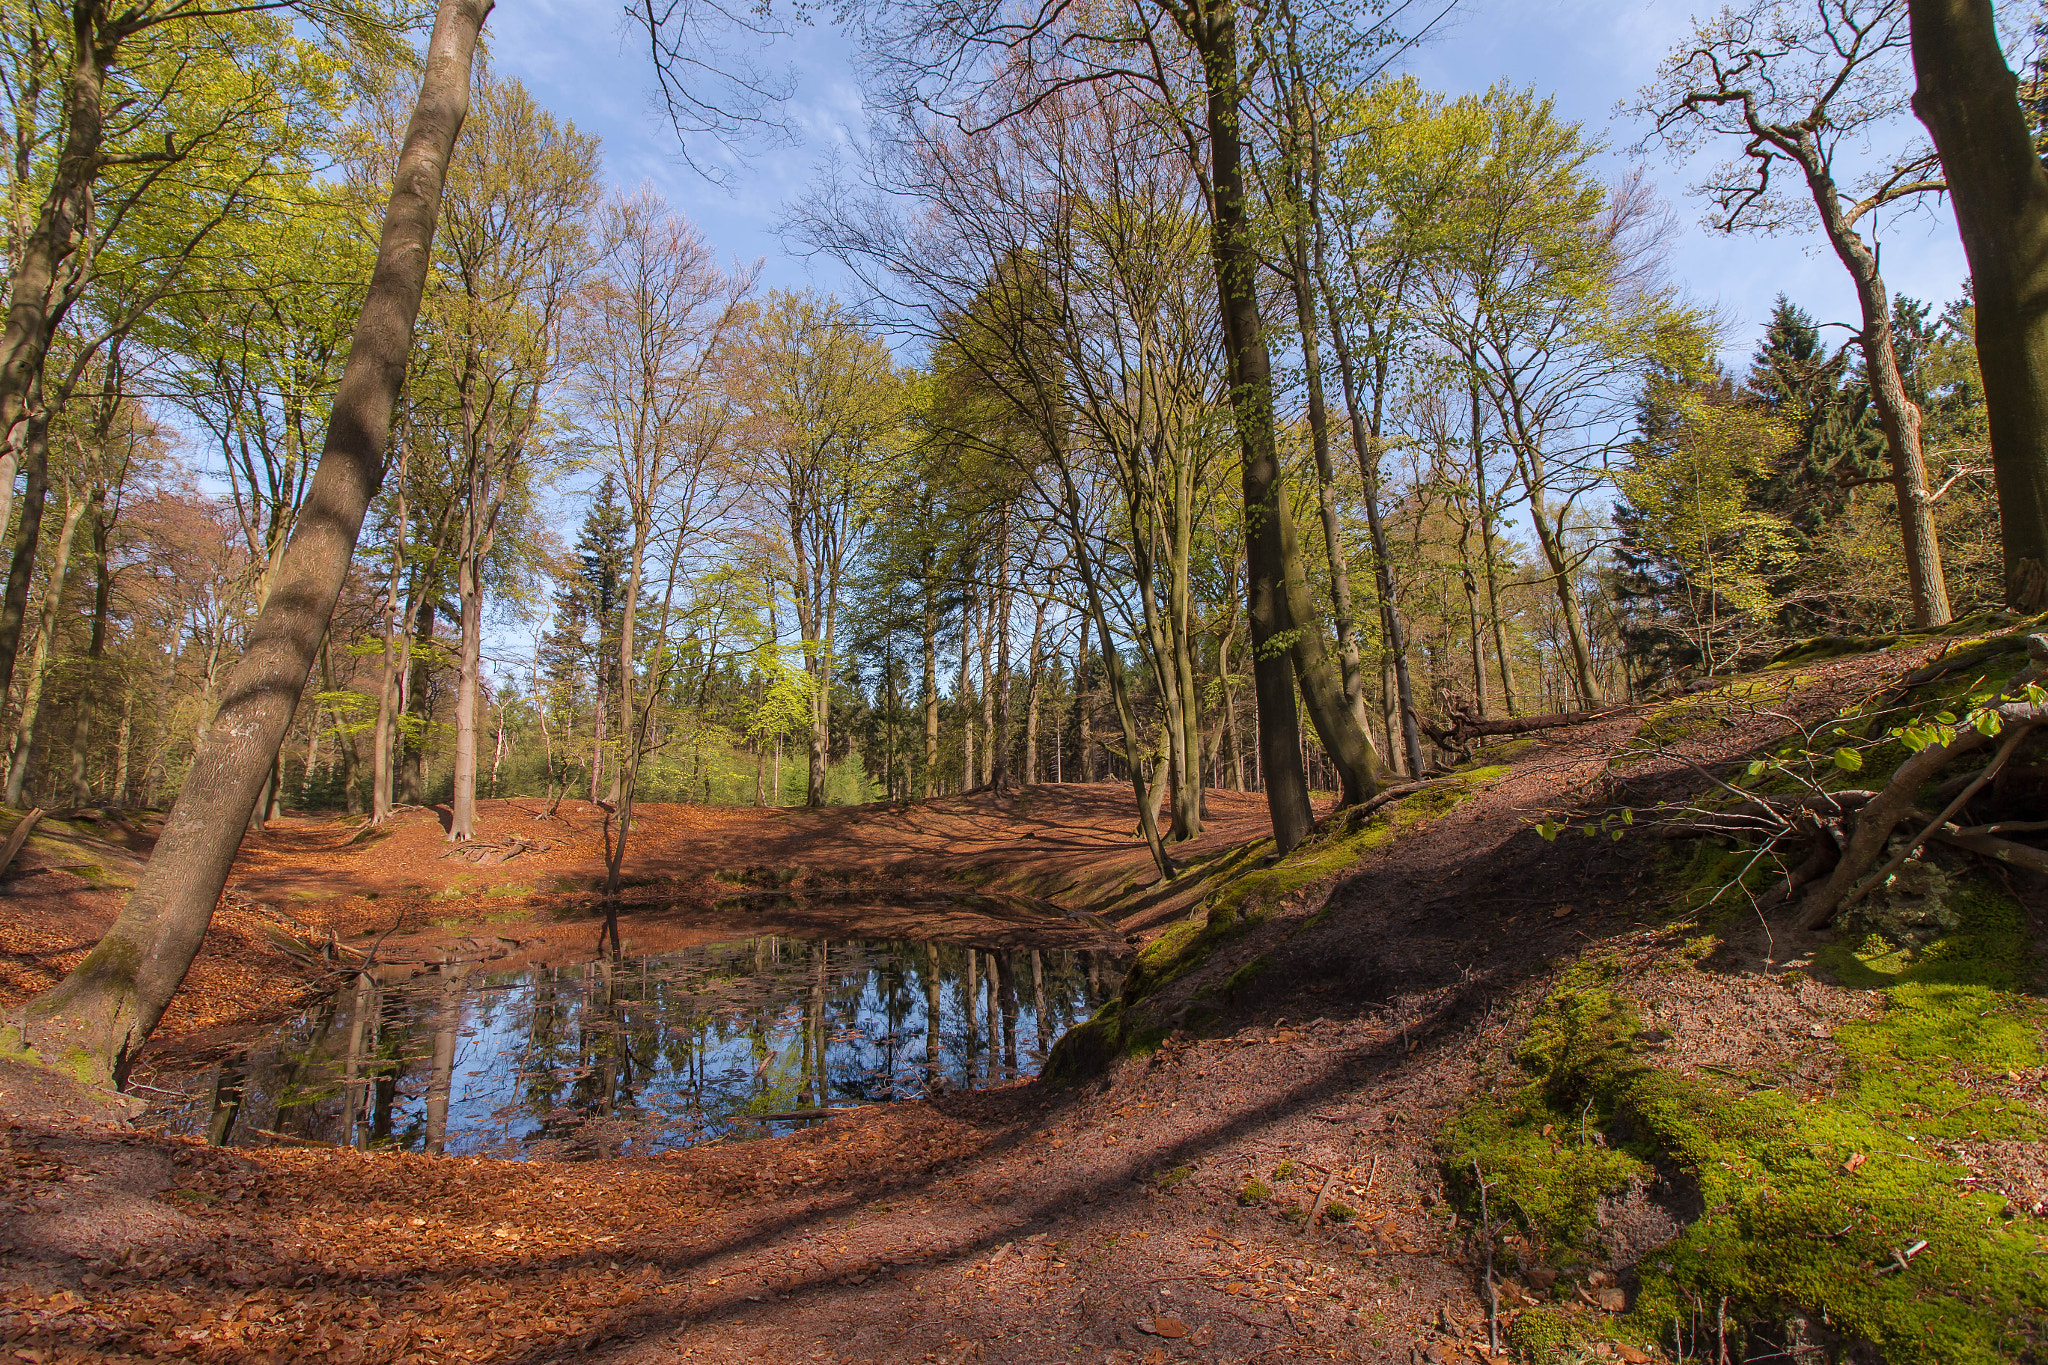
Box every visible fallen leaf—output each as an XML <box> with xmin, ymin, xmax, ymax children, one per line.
<box><xmin>1617</xmin><ymin>1346</ymin><xmax>1652</xmax><ymax>1363</ymax></box>
<box><xmin>1844</xmin><ymin>1152</ymin><xmax>1866</xmax><ymax>1173</ymax></box>
<box><xmin>1151</xmin><ymin>1317</ymin><xmax>1187</xmax><ymax>1339</ymax></box>
<box><xmin>1593</xmin><ymin>1287</ymin><xmax>1626</xmax><ymax>1313</ymax></box>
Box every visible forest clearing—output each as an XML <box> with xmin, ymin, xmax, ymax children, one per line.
<box><xmin>6</xmin><ymin>0</ymin><xmax>2048</xmax><ymax>1359</ymax></box>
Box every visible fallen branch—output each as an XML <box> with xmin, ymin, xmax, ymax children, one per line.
<box><xmin>1343</xmin><ymin>778</ymin><xmax>1460</xmax><ymax>821</ymax></box>
<box><xmin>1928</xmin><ymin>826</ymin><xmax>2048</xmax><ymax>874</ymax></box>
<box><xmin>0</xmin><ymin>807</ymin><xmax>44</xmax><ymax>880</ymax></box>
<box><xmin>1755</xmin><ymin>843</ymin><xmax>1839</xmax><ymax>912</ymax></box>
<box><xmin>1421</xmin><ymin>704</ymin><xmax>1631</xmax><ymax>751</ymax></box>
<box><xmin>1840</xmin><ymin>723</ymin><xmax>2037</xmax><ymax>913</ymax></box>
<box><xmin>1307</xmin><ymin>1169</ymin><xmax>1340</xmax><ymax>1228</ymax></box>
<box><xmin>1796</xmin><ymin>634</ymin><xmax>2048</xmax><ymax>930</ymax></box>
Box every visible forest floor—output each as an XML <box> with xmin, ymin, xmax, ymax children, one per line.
<box><xmin>3</xmin><ymin>628</ymin><xmax>2047</xmax><ymax>1365</ymax></box>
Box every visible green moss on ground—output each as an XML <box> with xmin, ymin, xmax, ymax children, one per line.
<box><xmin>1443</xmin><ymin>884</ymin><xmax>2048</xmax><ymax>1365</ymax></box>
<box><xmin>1208</xmin><ymin>766</ymin><xmax>1506</xmax><ymax>927</ymax></box>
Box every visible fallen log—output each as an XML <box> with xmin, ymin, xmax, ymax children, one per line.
<box><xmin>0</xmin><ymin>807</ymin><xmax>44</xmax><ymax>880</ymax></box>
<box><xmin>1421</xmin><ymin>705</ymin><xmax>1631</xmax><ymax>752</ymax></box>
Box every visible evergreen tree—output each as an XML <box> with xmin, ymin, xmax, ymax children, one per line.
<box><xmin>538</xmin><ymin>474</ymin><xmax>630</xmax><ymax>792</ymax></box>
<box><xmin>1745</xmin><ymin>296</ymin><xmax>1873</xmax><ymax>531</ymax></box>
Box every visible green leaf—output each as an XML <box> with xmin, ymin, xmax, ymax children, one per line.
<box><xmin>1746</xmin><ymin>759</ymin><xmax>1767</xmax><ymax>777</ymax></box>
<box><xmin>1831</xmin><ymin>747</ymin><xmax>1862</xmax><ymax>772</ymax></box>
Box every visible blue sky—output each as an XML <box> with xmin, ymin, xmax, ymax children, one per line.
<box><xmin>481</xmin><ymin>0</ymin><xmax>1978</xmax><ymax>369</ymax></box>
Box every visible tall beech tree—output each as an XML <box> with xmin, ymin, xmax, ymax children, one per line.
<box><xmin>1908</xmin><ymin>0</ymin><xmax>2048</xmax><ymax>609</ymax></box>
<box><xmin>5</xmin><ymin>0</ymin><xmax>493</xmax><ymax>1088</ymax></box>
<box><xmin>0</xmin><ymin>0</ymin><xmax>359</xmax><ymax>715</ymax></box>
<box><xmin>736</xmin><ymin>291</ymin><xmax>901</xmax><ymax>809</ymax></box>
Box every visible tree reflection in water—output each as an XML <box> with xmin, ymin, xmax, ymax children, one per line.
<box><xmin>146</xmin><ymin>937</ymin><xmax>1123</xmax><ymax>1159</ymax></box>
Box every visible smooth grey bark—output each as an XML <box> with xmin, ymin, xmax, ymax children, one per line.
<box><xmin>1909</xmin><ymin>0</ymin><xmax>2048</xmax><ymax>606</ymax></box>
<box><xmin>6</xmin><ymin>0</ymin><xmax>493</xmax><ymax>1087</ymax></box>
<box><xmin>4</xmin><ymin>488</ymin><xmax>85</xmax><ymax>805</ymax></box>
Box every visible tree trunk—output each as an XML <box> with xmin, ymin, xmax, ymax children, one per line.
<box><xmin>959</xmin><ymin>589</ymin><xmax>977</xmax><ymax>790</ymax></box>
<box><xmin>0</xmin><ymin>3</ymin><xmax>112</xmax><ymax>672</ymax></box>
<box><xmin>111</xmin><ymin>681</ymin><xmax>131</xmax><ymax>806</ymax></box>
<box><xmin>5</xmin><ymin>489</ymin><xmax>85</xmax><ymax>806</ymax></box>
<box><xmin>6</xmin><ymin>0</ymin><xmax>491</xmax><ymax>1088</ymax></box>
<box><xmin>1286</xmin><ymin>205</ymin><xmax>1369</xmax><ymax>736</ymax></box>
<box><xmin>604</xmin><ymin>509</ymin><xmax>651</xmax><ymax>902</ymax></box>
<box><xmin>448</xmin><ymin>548</ymin><xmax>483</xmax><ymax>841</ymax></box>
<box><xmin>1047</xmin><ymin>443</ymin><xmax>1175</xmax><ymax>878</ymax></box>
<box><xmin>1472</xmin><ymin>375</ymin><xmax>1518</xmax><ymax>715</ymax></box>
<box><xmin>1524</xmin><ymin>480</ymin><xmax>1603</xmax><ymax>707</ymax></box>
<box><xmin>65</xmin><ymin>485</ymin><xmax>112</xmax><ymax>806</ymax></box>
<box><xmin>989</xmin><ymin>523</ymin><xmax>1012</xmax><ymax>789</ymax></box>
<box><xmin>1182</xmin><ymin>0</ymin><xmax>1314</xmax><ymax>849</ymax></box>
<box><xmin>1022</xmin><ymin>592</ymin><xmax>1045</xmax><ymax>784</ymax></box>
<box><xmin>1076</xmin><ymin>631</ymin><xmax>1093</xmax><ymax>781</ymax></box>
<box><xmin>1218</xmin><ymin>615</ymin><xmax>1244</xmax><ymax>790</ymax></box>
<box><xmin>0</xmin><ymin>407</ymin><xmax>53</xmax><ymax>712</ymax></box>
<box><xmin>369</xmin><ymin>474</ymin><xmax>406</xmax><ymax>824</ymax></box>
<box><xmin>977</xmin><ymin>584</ymin><xmax>996</xmax><ymax>788</ymax></box>
<box><xmin>1788</xmin><ymin>132</ymin><xmax>1951</xmax><ymax>626</ymax></box>
<box><xmin>1459</xmin><ymin>517</ymin><xmax>1487</xmax><ymax>717</ymax></box>
<box><xmin>921</xmin><ymin>569</ymin><xmax>939</xmax><ymax>797</ymax></box>
<box><xmin>400</xmin><ymin>598</ymin><xmax>433</xmax><ymax>805</ymax></box>
<box><xmin>1326</xmin><ymin>309</ymin><xmax>1426</xmax><ymax>775</ymax></box>
<box><xmin>1909</xmin><ymin>0</ymin><xmax>2048</xmax><ymax>608</ymax></box>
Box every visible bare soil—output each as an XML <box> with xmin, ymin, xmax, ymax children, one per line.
<box><xmin>3</xmin><ymin>638</ymin><xmax>2040</xmax><ymax>1365</ymax></box>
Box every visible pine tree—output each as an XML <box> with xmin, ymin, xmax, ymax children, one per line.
<box><xmin>538</xmin><ymin>474</ymin><xmax>630</xmax><ymax>794</ymax></box>
<box><xmin>1745</xmin><ymin>296</ymin><xmax>1875</xmax><ymax>531</ymax></box>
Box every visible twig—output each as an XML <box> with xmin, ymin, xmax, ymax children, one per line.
<box><xmin>1306</xmin><ymin>1169</ymin><xmax>1339</xmax><ymax>1228</ymax></box>
<box><xmin>1472</xmin><ymin>1158</ymin><xmax>1500</xmax><ymax>1356</ymax></box>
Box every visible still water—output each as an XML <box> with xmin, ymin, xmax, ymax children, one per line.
<box><xmin>144</xmin><ymin>937</ymin><xmax>1124</xmax><ymax>1159</ymax></box>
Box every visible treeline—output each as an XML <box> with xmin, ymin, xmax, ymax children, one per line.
<box><xmin>0</xmin><ymin>0</ymin><xmax>2037</xmax><ymax>877</ymax></box>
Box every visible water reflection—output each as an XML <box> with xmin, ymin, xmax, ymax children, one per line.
<box><xmin>145</xmin><ymin>937</ymin><xmax>1124</xmax><ymax>1159</ymax></box>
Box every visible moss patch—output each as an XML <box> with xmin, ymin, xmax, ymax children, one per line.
<box><xmin>1208</xmin><ymin>767</ymin><xmax>1504</xmax><ymax>927</ymax></box>
<box><xmin>1444</xmin><ymin>885</ymin><xmax>2048</xmax><ymax>1365</ymax></box>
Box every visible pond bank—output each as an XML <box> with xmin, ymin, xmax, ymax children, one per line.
<box><xmin>1</xmin><ymin>784</ymin><xmax>1275</xmax><ymax>1080</ymax></box>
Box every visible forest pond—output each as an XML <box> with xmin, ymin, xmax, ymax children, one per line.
<box><xmin>142</xmin><ymin>937</ymin><xmax>1125</xmax><ymax>1158</ymax></box>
